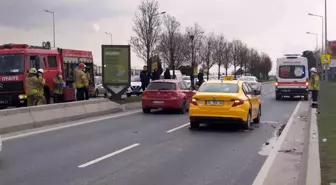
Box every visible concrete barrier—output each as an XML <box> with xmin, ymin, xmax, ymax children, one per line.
<box><xmin>0</xmin><ymin>99</ymin><xmax>141</xmax><ymax>134</ymax></box>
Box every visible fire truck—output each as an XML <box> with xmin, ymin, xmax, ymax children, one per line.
<box><xmin>0</xmin><ymin>43</ymin><xmax>95</xmax><ymax>108</ymax></box>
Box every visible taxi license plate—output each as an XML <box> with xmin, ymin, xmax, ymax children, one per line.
<box><xmin>206</xmin><ymin>100</ymin><xmax>224</xmax><ymax>105</ymax></box>
<box><xmin>153</xmin><ymin>100</ymin><xmax>164</xmax><ymax>104</ymax></box>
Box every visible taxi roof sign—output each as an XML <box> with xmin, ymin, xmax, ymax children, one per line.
<box><xmin>321</xmin><ymin>53</ymin><xmax>331</xmax><ymax>64</ymax></box>
<box><xmin>223</xmin><ymin>76</ymin><xmax>233</xmax><ymax>80</ymax></box>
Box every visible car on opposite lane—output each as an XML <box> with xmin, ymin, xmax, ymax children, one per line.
<box><xmin>189</xmin><ymin>79</ymin><xmax>261</xmax><ymax>130</ymax></box>
<box><xmin>141</xmin><ymin>79</ymin><xmax>196</xmax><ymax>114</ymax></box>
<box><xmin>238</xmin><ymin>76</ymin><xmax>262</xmax><ymax>94</ymax></box>
<box><xmin>0</xmin><ymin>135</ymin><xmax>2</xmax><ymax>158</ymax></box>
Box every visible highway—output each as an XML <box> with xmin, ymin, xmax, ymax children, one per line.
<box><xmin>0</xmin><ymin>83</ymin><xmax>300</xmax><ymax>185</ymax></box>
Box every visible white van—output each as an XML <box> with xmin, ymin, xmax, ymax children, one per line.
<box><xmin>275</xmin><ymin>54</ymin><xmax>309</xmax><ymax>100</ymax></box>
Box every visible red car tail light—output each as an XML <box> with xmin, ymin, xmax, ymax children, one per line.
<box><xmin>231</xmin><ymin>99</ymin><xmax>244</xmax><ymax>107</ymax></box>
<box><xmin>191</xmin><ymin>98</ymin><xmax>198</xmax><ymax>106</ymax></box>
<box><xmin>167</xmin><ymin>91</ymin><xmax>178</xmax><ymax>96</ymax></box>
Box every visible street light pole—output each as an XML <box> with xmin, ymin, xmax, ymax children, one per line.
<box><xmin>307</xmin><ymin>32</ymin><xmax>319</xmax><ymax>68</ymax></box>
<box><xmin>190</xmin><ymin>35</ymin><xmax>195</xmax><ymax>90</ymax></box>
<box><xmin>105</xmin><ymin>32</ymin><xmax>113</xmax><ymax>44</ymax></box>
<box><xmin>325</xmin><ymin>0</ymin><xmax>329</xmax><ymax>81</ymax></box>
<box><xmin>307</xmin><ymin>32</ymin><xmax>318</xmax><ymax>50</ymax></box>
<box><xmin>308</xmin><ymin>13</ymin><xmax>324</xmax><ymax>52</ymax></box>
<box><xmin>44</xmin><ymin>9</ymin><xmax>55</xmax><ymax>48</ymax></box>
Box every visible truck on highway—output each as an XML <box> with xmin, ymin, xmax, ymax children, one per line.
<box><xmin>0</xmin><ymin>43</ymin><xmax>95</xmax><ymax>108</ymax></box>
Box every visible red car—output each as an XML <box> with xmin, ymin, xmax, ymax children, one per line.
<box><xmin>141</xmin><ymin>79</ymin><xmax>196</xmax><ymax>114</ymax></box>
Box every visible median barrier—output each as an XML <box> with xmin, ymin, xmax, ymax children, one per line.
<box><xmin>0</xmin><ymin>98</ymin><xmax>142</xmax><ymax>134</ymax></box>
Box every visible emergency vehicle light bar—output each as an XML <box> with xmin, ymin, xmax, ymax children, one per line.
<box><xmin>0</xmin><ymin>43</ymin><xmax>51</xmax><ymax>50</ymax></box>
<box><xmin>284</xmin><ymin>54</ymin><xmax>301</xmax><ymax>57</ymax></box>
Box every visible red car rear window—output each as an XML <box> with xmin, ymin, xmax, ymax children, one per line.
<box><xmin>147</xmin><ymin>82</ymin><xmax>176</xmax><ymax>90</ymax></box>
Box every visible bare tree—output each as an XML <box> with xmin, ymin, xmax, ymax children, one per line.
<box><xmin>259</xmin><ymin>53</ymin><xmax>272</xmax><ymax>79</ymax></box>
<box><xmin>248</xmin><ymin>49</ymin><xmax>261</xmax><ymax>78</ymax></box>
<box><xmin>231</xmin><ymin>39</ymin><xmax>243</xmax><ymax>78</ymax></box>
<box><xmin>213</xmin><ymin>34</ymin><xmax>226</xmax><ymax>79</ymax></box>
<box><xmin>130</xmin><ymin>0</ymin><xmax>163</xmax><ymax>72</ymax></box>
<box><xmin>222</xmin><ymin>41</ymin><xmax>233</xmax><ymax>76</ymax></box>
<box><xmin>238</xmin><ymin>44</ymin><xmax>249</xmax><ymax>75</ymax></box>
<box><xmin>199</xmin><ymin>32</ymin><xmax>216</xmax><ymax>80</ymax></box>
<box><xmin>157</xmin><ymin>14</ymin><xmax>182</xmax><ymax>78</ymax></box>
<box><xmin>185</xmin><ymin>23</ymin><xmax>204</xmax><ymax>89</ymax></box>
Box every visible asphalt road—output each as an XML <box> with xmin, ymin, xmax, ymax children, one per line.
<box><xmin>0</xmin><ymin>83</ymin><xmax>300</xmax><ymax>185</ymax></box>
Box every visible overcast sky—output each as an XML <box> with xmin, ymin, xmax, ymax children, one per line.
<box><xmin>0</xmin><ymin>0</ymin><xmax>333</xmax><ymax>74</ymax></box>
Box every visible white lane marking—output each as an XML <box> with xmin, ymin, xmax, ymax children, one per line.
<box><xmin>166</xmin><ymin>123</ymin><xmax>190</xmax><ymax>133</ymax></box>
<box><xmin>252</xmin><ymin>101</ymin><xmax>302</xmax><ymax>185</ymax></box>
<box><xmin>78</xmin><ymin>143</ymin><xmax>140</xmax><ymax>168</ymax></box>
<box><xmin>3</xmin><ymin>110</ymin><xmax>141</xmax><ymax>141</ymax></box>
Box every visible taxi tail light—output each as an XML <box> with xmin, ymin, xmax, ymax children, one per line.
<box><xmin>231</xmin><ymin>99</ymin><xmax>244</xmax><ymax>107</ymax></box>
<box><xmin>191</xmin><ymin>98</ymin><xmax>198</xmax><ymax>106</ymax></box>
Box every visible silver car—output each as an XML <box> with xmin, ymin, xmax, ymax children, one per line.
<box><xmin>0</xmin><ymin>135</ymin><xmax>2</xmax><ymax>157</ymax></box>
<box><xmin>92</xmin><ymin>76</ymin><xmax>107</xmax><ymax>97</ymax></box>
<box><xmin>238</xmin><ymin>76</ymin><xmax>262</xmax><ymax>93</ymax></box>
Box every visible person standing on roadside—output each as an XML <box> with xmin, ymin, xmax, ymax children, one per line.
<box><xmin>74</xmin><ymin>63</ymin><xmax>88</xmax><ymax>101</ymax></box>
<box><xmin>197</xmin><ymin>69</ymin><xmax>204</xmax><ymax>86</ymax></box>
<box><xmin>36</xmin><ymin>69</ymin><xmax>46</xmax><ymax>105</ymax></box>
<box><xmin>25</xmin><ymin>68</ymin><xmax>39</xmax><ymax>106</ymax></box>
<box><xmin>140</xmin><ymin>65</ymin><xmax>151</xmax><ymax>91</ymax></box>
<box><xmin>151</xmin><ymin>67</ymin><xmax>160</xmax><ymax>81</ymax></box>
<box><xmin>83</xmin><ymin>67</ymin><xmax>90</xmax><ymax>100</ymax></box>
<box><xmin>164</xmin><ymin>68</ymin><xmax>171</xmax><ymax>79</ymax></box>
<box><xmin>53</xmin><ymin>73</ymin><xmax>65</xmax><ymax>103</ymax></box>
<box><xmin>309</xmin><ymin>67</ymin><xmax>320</xmax><ymax>108</ymax></box>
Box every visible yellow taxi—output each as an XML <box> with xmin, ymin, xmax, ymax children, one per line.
<box><xmin>189</xmin><ymin>78</ymin><xmax>261</xmax><ymax>130</ymax></box>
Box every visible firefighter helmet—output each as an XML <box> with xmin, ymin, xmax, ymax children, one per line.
<box><xmin>29</xmin><ymin>68</ymin><xmax>37</xmax><ymax>74</ymax></box>
<box><xmin>37</xmin><ymin>69</ymin><xmax>44</xmax><ymax>74</ymax></box>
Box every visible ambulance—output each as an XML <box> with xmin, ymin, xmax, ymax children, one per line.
<box><xmin>275</xmin><ymin>54</ymin><xmax>309</xmax><ymax>100</ymax></box>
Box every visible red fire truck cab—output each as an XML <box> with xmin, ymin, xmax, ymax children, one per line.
<box><xmin>0</xmin><ymin>43</ymin><xmax>95</xmax><ymax>108</ymax></box>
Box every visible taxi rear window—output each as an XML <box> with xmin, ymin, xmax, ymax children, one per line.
<box><xmin>279</xmin><ymin>65</ymin><xmax>305</xmax><ymax>79</ymax></box>
<box><xmin>198</xmin><ymin>83</ymin><xmax>238</xmax><ymax>93</ymax></box>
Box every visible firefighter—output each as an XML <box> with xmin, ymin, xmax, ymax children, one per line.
<box><xmin>53</xmin><ymin>73</ymin><xmax>65</xmax><ymax>103</ymax></box>
<box><xmin>36</xmin><ymin>69</ymin><xmax>46</xmax><ymax>105</ymax></box>
<box><xmin>25</xmin><ymin>68</ymin><xmax>39</xmax><ymax>106</ymax></box>
<box><xmin>309</xmin><ymin>67</ymin><xmax>320</xmax><ymax>108</ymax></box>
<box><xmin>74</xmin><ymin>63</ymin><xmax>88</xmax><ymax>101</ymax></box>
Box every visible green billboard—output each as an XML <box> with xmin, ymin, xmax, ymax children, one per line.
<box><xmin>101</xmin><ymin>45</ymin><xmax>131</xmax><ymax>98</ymax></box>
<box><xmin>102</xmin><ymin>45</ymin><xmax>130</xmax><ymax>84</ymax></box>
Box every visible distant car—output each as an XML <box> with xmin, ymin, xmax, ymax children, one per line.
<box><xmin>189</xmin><ymin>79</ymin><xmax>261</xmax><ymax>130</ymax></box>
<box><xmin>141</xmin><ymin>79</ymin><xmax>196</xmax><ymax>114</ymax></box>
<box><xmin>0</xmin><ymin>135</ymin><xmax>2</xmax><ymax>157</ymax></box>
<box><xmin>238</xmin><ymin>76</ymin><xmax>262</xmax><ymax>93</ymax></box>
<box><xmin>183</xmin><ymin>76</ymin><xmax>192</xmax><ymax>87</ymax></box>
<box><xmin>92</xmin><ymin>76</ymin><xmax>107</xmax><ymax>97</ymax></box>
<box><xmin>125</xmin><ymin>76</ymin><xmax>143</xmax><ymax>97</ymax></box>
